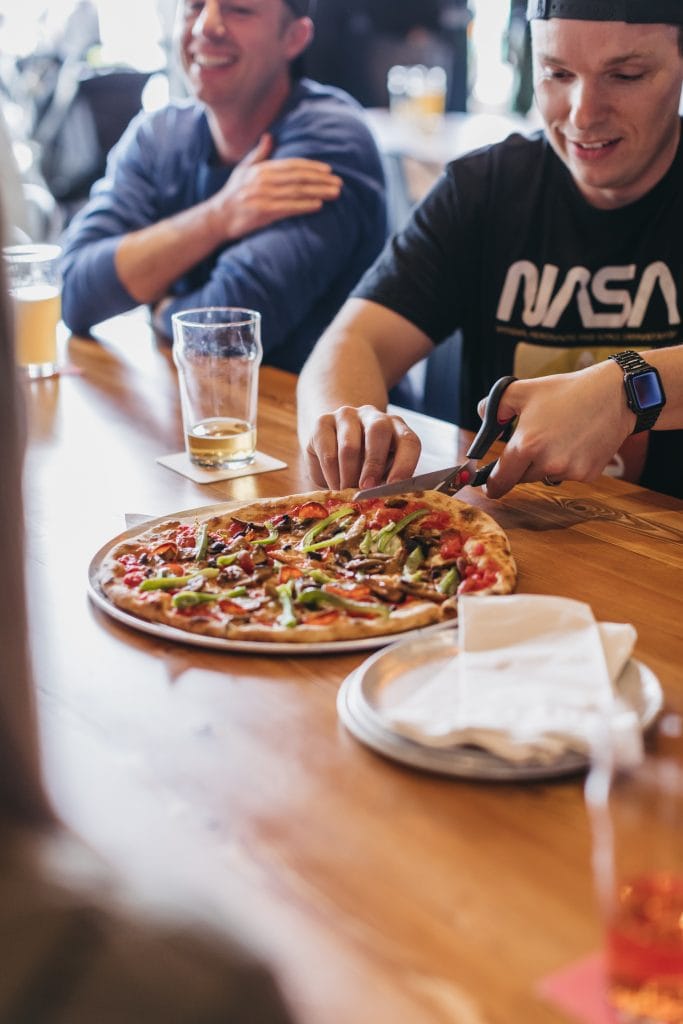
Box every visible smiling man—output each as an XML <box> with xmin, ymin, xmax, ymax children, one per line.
<box><xmin>297</xmin><ymin>0</ymin><xmax>683</xmax><ymax>499</ymax></box>
<box><xmin>60</xmin><ymin>0</ymin><xmax>386</xmax><ymax>373</ymax></box>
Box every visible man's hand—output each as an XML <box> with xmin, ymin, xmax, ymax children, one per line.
<box><xmin>304</xmin><ymin>404</ymin><xmax>422</xmax><ymax>490</ymax></box>
<box><xmin>296</xmin><ymin>299</ymin><xmax>435</xmax><ymax>490</ymax></box>
<box><xmin>478</xmin><ymin>361</ymin><xmax>634</xmax><ymax>498</ymax></box>
<box><xmin>209</xmin><ymin>133</ymin><xmax>343</xmax><ymax>242</ymax></box>
<box><xmin>115</xmin><ymin>132</ymin><xmax>343</xmax><ymax>306</ymax></box>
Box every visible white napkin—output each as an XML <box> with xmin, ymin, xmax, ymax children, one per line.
<box><xmin>380</xmin><ymin>595</ymin><xmax>641</xmax><ymax>765</ymax></box>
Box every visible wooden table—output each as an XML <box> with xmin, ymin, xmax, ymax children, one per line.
<box><xmin>23</xmin><ymin>312</ymin><xmax>683</xmax><ymax>1024</ymax></box>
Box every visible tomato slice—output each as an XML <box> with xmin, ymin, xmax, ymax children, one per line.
<box><xmin>457</xmin><ymin>570</ymin><xmax>496</xmax><ymax>594</ymax></box>
<box><xmin>218</xmin><ymin>599</ymin><xmax>248</xmax><ymax>615</ymax></box>
<box><xmin>163</xmin><ymin>563</ymin><xmax>185</xmax><ymax>576</ymax></box>
<box><xmin>368</xmin><ymin>506</ymin><xmax>406</xmax><ymax>528</ymax></box>
<box><xmin>466</xmin><ymin>540</ymin><xmax>485</xmax><ymax>557</ymax></box>
<box><xmin>236</xmin><ymin>551</ymin><xmax>254</xmax><ymax>573</ymax></box>
<box><xmin>150</xmin><ymin>541</ymin><xmax>178</xmax><ymax>560</ymax></box>
<box><xmin>325</xmin><ymin>583</ymin><xmax>372</xmax><ymax>601</ymax></box>
<box><xmin>439</xmin><ymin>531</ymin><xmax>462</xmax><ymax>559</ymax></box>
<box><xmin>291</xmin><ymin>501</ymin><xmax>328</xmax><ymax>519</ymax></box>
<box><xmin>279</xmin><ymin>565</ymin><xmax>303</xmax><ymax>583</ymax></box>
<box><xmin>225</xmin><ymin>520</ymin><xmax>246</xmax><ymax>539</ymax></box>
<box><xmin>122</xmin><ymin>570</ymin><xmax>145</xmax><ymax>588</ymax></box>
<box><xmin>174</xmin><ymin>525</ymin><xmax>196</xmax><ymax>547</ymax></box>
<box><xmin>303</xmin><ymin>609</ymin><xmax>340</xmax><ymax>625</ymax></box>
<box><xmin>420</xmin><ymin>511</ymin><xmax>451</xmax><ymax>531</ymax></box>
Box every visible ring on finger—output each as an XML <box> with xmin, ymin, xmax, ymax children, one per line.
<box><xmin>543</xmin><ymin>475</ymin><xmax>563</xmax><ymax>487</ymax></box>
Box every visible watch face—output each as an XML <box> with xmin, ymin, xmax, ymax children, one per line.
<box><xmin>630</xmin><ymin>370</ymin><xmax>663</xmax><ymax>410</ymax></box>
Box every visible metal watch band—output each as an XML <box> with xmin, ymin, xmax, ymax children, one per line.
<box><xmin>608</xmin><ymin>350</ymin><xmax>663</xmax><ymax>433</ymax></box>
<box><xmin>609</xmin><ymin>350</ymin><xmax>649</xmax><ymax>375</ymax></box>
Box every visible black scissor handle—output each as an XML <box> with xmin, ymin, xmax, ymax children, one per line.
<box><xmin>470</xmin><ymin>459</ymin><xmax>498</xmax><ymax>487</ymax></box>
<box><xmin>466</xmin><ymin>375</ymin><xmax>517</xmax><ymax>460</ymax></box>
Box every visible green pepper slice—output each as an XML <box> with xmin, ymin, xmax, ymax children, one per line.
<box><xmin>216</xmin><ymin>552</ymin><xmax>238</xmax><ymax>567</ymax></box>
<box><xmin>139</xmin><ymin>567</ymin><xmax>218</xmax><ymax>592</ymax></box>
<box><xmin>171</xmin><ymin>591</ymin><xmax>218</xmax><ymax>609</ymax></box>
<box><xmin>437</xmin><ymin>566</ymin><xmax>460</xmax><ymax>596</ymax></box>
<box><xmin>140</xmin><ymin>573</ymin><xmax>192</xmax><ymax>592</ymax></box>
<box><xmin>296</xmin><ymin>587</ymin><xmax>389</xmax><ymax>619</ymax></box>
<box><xmin>302</xmin><ymin>532</ymin><xmax>347</xmax><ymax>553</ymax></box>
<box><xmin>193</xmin><ymin>523</ymin><xmax>209</xmax><ymax>561</ymax></box>
<box><xmin>251</xmin><ymin>522</ymin><xmax>279</xmax><ymax>547</ymax></box>
<box><xmin>359</xmin><ymin>530</ymin><xmax>375</xmax><ymax>555</ymax></box>
<box><xmin>275</xmin><ymin>582</ymin><xmax>298</xmax><ymax>628</ymax></box>
<box><xmin>171</xmin><ymin>584</ymin><xmax>248</xmax><ymax>609</ymax></box>
<box><xmin>377</xmin><ymin>508</ymin><xmax>429</xmax><ymax>553</ymax></box>
<box><xmin>310</xmin><ymin>568</ymin><xmax>334</xmax><ymax>584</ymax></box>
<box><xmin>300</xmin><ymin>506</ymin><xmax>355</xmax><ymax>549</ymax></box>
<box><xmin>405</xmin><ymin>544</ymin><xmax>425</xmax><ymax>572</ymax></box>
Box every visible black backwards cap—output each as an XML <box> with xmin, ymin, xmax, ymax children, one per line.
<box><xmin>527</xmin><ymin>0</ymin><xmax>683</xmax><ymax>22</ymax></box>
<box><xmin>284</xmin><ymin>0</ymin><xmax>315</xmax><ymax>16</ymax></box>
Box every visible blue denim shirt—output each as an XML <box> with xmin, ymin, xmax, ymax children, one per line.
<box><xmin>61</xmin><ymin>79</ymin><xmax>387</xmax><ymax>373</ymax></box>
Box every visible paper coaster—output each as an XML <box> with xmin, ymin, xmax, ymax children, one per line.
<box><xmin>536</xmin><ymin>952</ymin><xmax>613</xmax><ymax>1024</ymax></box>
<box><xmin>157</xmin><ymin>450</ymin><xmax>287</xmax><ymax>484</ymax></box>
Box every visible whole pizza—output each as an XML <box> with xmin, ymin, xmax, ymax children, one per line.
<box><xmin>98</xmin><ymin>489</ymin><xmax>516</xmax><ymax>643</ymax></box>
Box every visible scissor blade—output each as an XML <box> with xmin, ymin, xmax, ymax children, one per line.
<box><xmin>353</xmin><ymin>463</ymin><xmax>469</xmax><ymax>500</ymax></box>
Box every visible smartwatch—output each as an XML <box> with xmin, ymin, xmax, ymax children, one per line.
<box><xmin>608</xmin><ymin>350</ymin><xmax>666</xmax><ymax>433</ymax></box>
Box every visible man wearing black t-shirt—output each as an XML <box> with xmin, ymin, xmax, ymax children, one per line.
<box><xmin>297</xmin><ymin>0</ymin><xmax>683</xmax><ymax>499</ymax></box>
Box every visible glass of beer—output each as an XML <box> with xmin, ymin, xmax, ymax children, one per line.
<box><xmin>586</xmin><ymin>713</ymin><xmax>683</xmax><ymax>1023</ymax></box>
<box><xmin>171</xmin><ymin>307</ymin><xmax>262</xmax><ymax>469</ymax></box>
<box><xmin>4</xmin><ymin>243</ymin><xmax>62</xmax><ymax>379</ymax></box>
<box><xmin>387</xmin><ymin>64</ymin><xmax>447</xmax><ymax>131</ymax></box>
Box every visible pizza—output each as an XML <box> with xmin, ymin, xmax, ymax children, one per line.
<box><xmin>98</xmin><ymin>489</ymin><xmax>516</xmax><ymax>644</ymax></box>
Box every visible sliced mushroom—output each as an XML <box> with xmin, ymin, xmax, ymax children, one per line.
<box><xmin>344</xmin><ymin>557</ymin><xmax>388</xmax><ymax>573</ymax></box>
<box><xmin>366</xmin><ymin>580</ymin><xmax>406</xmax><ymax>603</ymax></box>
<box><xmin>343</xmin><ymin>514</ymin><xmax>368</xmax><ymax>543</ymax></box>
<box><xmin>398</xmin><ymin>579</ymin><xmax>448</xmax><ymax>603</ymax></box>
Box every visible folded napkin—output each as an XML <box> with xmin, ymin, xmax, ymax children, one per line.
<box><xmin>380</xmin><ymin>595</ymin><xmax>641</xmax><ymax>765</ymax></box>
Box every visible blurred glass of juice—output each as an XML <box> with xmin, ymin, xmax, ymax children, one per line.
<box><xmin>607</xmin><ymin>872</ymin><xmax>683</xmax><ymax>1023</ymax></box>
<box><xmin>4</xmin><ymin>244</ymin><xmax>62</xmax><ymax>379</ymax></box>
<box><xmin>587</xmin><ymin>712</ymin><xmax>683</xmax><ymax>1024</ymax></box>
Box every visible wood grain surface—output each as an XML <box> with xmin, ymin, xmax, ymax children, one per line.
<box><xmin>21</xmin><ymin>313</ymin><xmax>683</xmax><ymax>1024</ymax></box>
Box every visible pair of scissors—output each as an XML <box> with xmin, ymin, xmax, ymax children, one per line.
<box><xmin>353</xmin><ymin>375</ymin><xmax>516</xmax><ymax>500</ymax></box>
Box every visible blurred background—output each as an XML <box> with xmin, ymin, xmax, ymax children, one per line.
<box><xmin>0</xmin><ymin>0</ymin><xmax>533</xmax><ymax>244</ymax></box>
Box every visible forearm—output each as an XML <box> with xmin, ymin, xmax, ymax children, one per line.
<box><xmin>297</xmin><ymin>299</ymin><xmax>429</xmax><ymax>441</ymax></box>
<box><xmin>114</xmin><ymin>200</ymin><xmax>223</xmax><ymax>304</ymax></box>
<box><xmin>582</xmin><ymin>346</ymin><xmax>683</xmax><ymax>436</ymax></box>
<box><xmin>61</xmin><ymin>235</ymin><xmax>138</xmax><ymax>335</ymax></box>
<box><xmin>297</xmin><ymin>326</ymin><xmax>390</xmax><ymax>433</ymax></box>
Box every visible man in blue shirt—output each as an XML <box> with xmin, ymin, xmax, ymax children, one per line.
<box><xmin>61</xmin><ymin>0</ymin><xmax>386</xmax><ymax>373</ymax></box>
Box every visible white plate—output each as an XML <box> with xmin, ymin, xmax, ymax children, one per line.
<box><xmin>87</xmin><ymin>501</ymin><xmax>455</xmax><ymax>655</ymax></box>
<box><xmin>336</xmin><ymin>629</ymin><xmax>663</xmax><ymax>780</ymax></box>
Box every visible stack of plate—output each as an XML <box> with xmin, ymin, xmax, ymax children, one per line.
<box><xmin>337</xmin><ymin>629</ymin><xmax>663</xmax><ymax>782</ymax></box>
